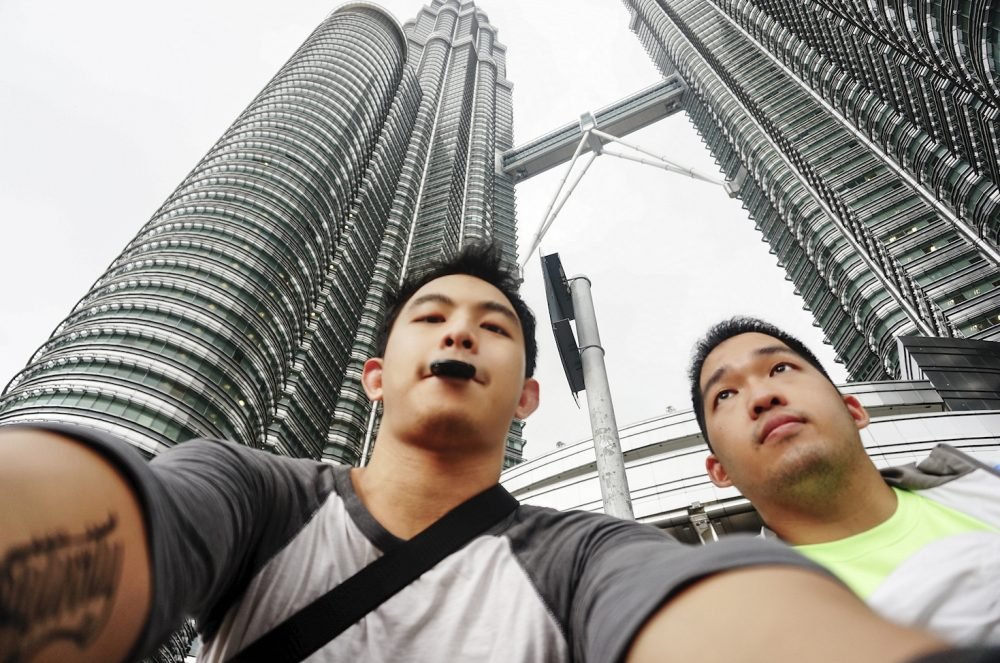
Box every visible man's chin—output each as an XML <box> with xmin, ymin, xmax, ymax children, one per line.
<box><xmin>408</xmin><ymin>412</ymin><xmax>489</xmax><ymax>451</ymax></box>
<box><xmin>771</xmin><ymin>443</ymin><xmax>844</xmax><ymax>495</ymax></box>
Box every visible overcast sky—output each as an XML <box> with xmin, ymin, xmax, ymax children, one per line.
<box><xmin>0</xmin><ymin>0</ymin><xmax>847</xmax><ymax>459</ymax></box>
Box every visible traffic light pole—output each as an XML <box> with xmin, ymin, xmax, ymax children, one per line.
<box><xmin>568</xmin><ymin>275</ymin><xmax>635</xmax><ymax>520</ymax></box>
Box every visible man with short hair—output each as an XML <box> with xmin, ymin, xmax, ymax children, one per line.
<box><xmin>0</xmin><ymin>249</ymin><xmax>957</xmax><ymax>663</ymax></box>
<box><xmin>690</xmin><ymin>316</ymin><xmax>1000</xmax><ymax>645</ymax></box>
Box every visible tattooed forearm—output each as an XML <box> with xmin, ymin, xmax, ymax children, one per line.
<box><xmin>0</xmin><ymin>513</ymin><xmax>123</xmax><ymax>663</ymax></box>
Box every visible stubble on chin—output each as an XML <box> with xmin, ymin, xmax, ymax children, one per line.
<box><xmin>767</xmin><ymin>438</ymin><xmax>848</xmax><ymax>505</ymax></box>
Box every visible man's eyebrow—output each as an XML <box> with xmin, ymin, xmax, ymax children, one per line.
<box><xmin>406</xmin><ymin>293</ymin><xmax>454</xmax><ymax>310</ymax></box>
<box><xmin>480</xmin><ymin>300</ymin><xmax>519</xmax><ymax>325</ymax></box>
<box><xmin>755</xmin><ymin>345</ymin><xmax>796</xmax><ymax>358</ymax></box>
<box><xmin>701</xmin><ymin>345</ymin><xmax>797</xmax><ymax>398</ymax></box>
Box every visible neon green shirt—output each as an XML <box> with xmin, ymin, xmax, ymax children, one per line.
<box><xmin>795</xmin><ymin>487</ymin><xmax>997</xmax><ymax>599</ymax></box>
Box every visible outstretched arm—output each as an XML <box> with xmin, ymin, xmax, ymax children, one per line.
<box><xmin>0</xmin><ymin>427</ymin><xmax>150</xmax><ymax>663</ymax></box>
<box><xmin>627</xmin><ymin>566</ymin><xmax>943</xmax><ymax>663</ymax></box>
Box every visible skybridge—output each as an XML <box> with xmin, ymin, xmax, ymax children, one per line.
<box><xmin>501</xmin><ymin>75</ymin><xmax>687</xmax><ymax>182</ymax></box>
<box><xmin>502</xmin><ymin>75</ymin><xmax>739</xmax><ymax>271</ymax></box>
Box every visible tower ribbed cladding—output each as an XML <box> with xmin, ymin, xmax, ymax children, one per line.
<box><xmin>322</xmin><ymin>0</ymin><xmax>523</xmax><ymax>465</ymax></box>
<box><xmin>624</xmin><ymin>0</ymin><xmax>1000</xmax><ymax>379</ymax></box>
<box><xmin>0</xmin><ymin>1</ymin><xmax>525</xmax><ymax>467</ymax></box>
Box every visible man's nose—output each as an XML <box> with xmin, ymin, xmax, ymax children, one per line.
<box><xmin>442</xmin><ymin>324</ymin><xmax>476</xmax><ymax>351</ymax></box>
<box><xmin>749</xmin><ymin>384</ymin><xmax>785</xmax><ymax>418</ymax></box>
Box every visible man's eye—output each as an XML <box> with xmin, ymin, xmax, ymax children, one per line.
<box><xmin>416</xmin><ymin>314</ymin><xmax>444</xmax><ymax>323</ymax></box>
<box><xmin>715</xmin><ymin>389</ymin><xmax>734</xmax><ymax>405</ymax></box>
<box><xmin>482</xmin><ymin>322</ymin><xmax>509</xmax><ymax>337</ymax></box>
<box><xmin>771</xmin><ymin>362</ymin><xmax>791</xmax><ymax>375</ymax></box>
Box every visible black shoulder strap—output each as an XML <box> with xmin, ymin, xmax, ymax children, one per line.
<box><xmin>229</xmin><ymin>483</ymin><xmax>519</xmax><ymax>663</ymax></box>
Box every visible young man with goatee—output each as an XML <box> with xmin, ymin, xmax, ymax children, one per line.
<box><xmin>691</xmin><ymin>316</ymin><xmax>1000</xmax><ymax>647</ymax></box>
<box><xmin>0</xmin><ymin>246</ymin><xmax>979</xmax><ymax>663</ymax></box>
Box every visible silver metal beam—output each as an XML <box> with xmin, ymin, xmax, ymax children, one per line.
<box><xmin>517</xmin><ymin>110</ymin><xmax>728</xmax><ymax>270</ymax></box>
<box><xmin>519</xmin><ymin>132</ymin><xmax>598</xmax><ymax>270</ymax></box>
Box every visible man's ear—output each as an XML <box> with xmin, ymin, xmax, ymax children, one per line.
<box><xmin>842</xmin><ymin>394</ymin><xmax>870</xmax><ymax>431</ymax></box>
<box><xmin>361</xmin><ymin>357</ymin><xmax>384</xmax><ymax>402</ymax></box>
<box><xmin>514</xmin><ymin>377</ymin><xmax>540</xmax><ymax>420</ymax></box>
<box><xmin>705</xmin><ymin>453</ymin><xmax>733</xmax><ymax>488</ymax></box>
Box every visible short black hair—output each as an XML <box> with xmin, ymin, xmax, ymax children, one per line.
<box><xmin>377</xmin><ymin>242</ymin><xmax>537</xmax><ymax>377</ymax></box>
<box><xmin>688</xmin><ymin>317</ymin><xmax>833</xmax><ymax>452</ymax></box>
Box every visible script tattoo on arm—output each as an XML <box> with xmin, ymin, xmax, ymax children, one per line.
<box><xmin>0</xmin><ymin>513</ymin><xmax>123</xmax><ymax>663</ymax></box>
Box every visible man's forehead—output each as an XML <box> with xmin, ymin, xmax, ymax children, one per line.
<box><xmin>407</xmin><ymin>274</ymin><xmax>517</xmax><ymax>315</ymax></box>
<box><xmin>701</xmin><ymin>333</ymin><xmax>793</xmax><ymax>382</ymax></box>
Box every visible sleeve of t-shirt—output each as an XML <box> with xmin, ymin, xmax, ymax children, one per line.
<box><xmin>509</xmin><ymin>507</ymin><xmax>834</xmax><ymax>663</ymax></box>
<box><xmin>10</xmin><ymin>423</ymin><xmax>335</xmax><ymax>659</ymax></box>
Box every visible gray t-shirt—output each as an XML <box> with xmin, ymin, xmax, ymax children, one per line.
<box><xmin>38</xmin><ymin>425</ymin><xmax>821</xmax><ymax>662</ymax></box>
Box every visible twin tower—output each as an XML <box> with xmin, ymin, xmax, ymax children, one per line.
<box><xmin>0</xmin><ymin>2</ymin><xmax>525</xmax><ymax>466</ymax></box>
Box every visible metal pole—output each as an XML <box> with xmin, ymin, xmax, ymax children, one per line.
<box><xmin>359</xmin><ymin>404</ymin><xmax>379</xmax><ymax>467</ymax></box>
<box><xmin>568</xmin><ymin>275</ymin><xmax>635</xmax><ymax>520</ymax></box>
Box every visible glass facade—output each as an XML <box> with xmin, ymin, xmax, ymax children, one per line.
<box><xmin>898</xmin><ymin>335</ymin><xmax>1000</xmax><ymax>410</ymax></box>
<box><xmin>0</xmin><ymin>0</ymin><xmax>527</xmax><ymax>467</ymax></box>
<box><xmin>622</xmin><ymin>0</ymin><xmax>1000</xmax><ymax>379</ymax></box>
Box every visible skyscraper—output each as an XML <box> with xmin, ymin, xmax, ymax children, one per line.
<box><xmin>0</xmin><ymin>0</ymin><xmax>526</xmax><ymax>468</ymax></box>
<box><xmin>622</xmin><ymin>0</ymin><xmax>1000</xmax><ymax>379</ymax></box>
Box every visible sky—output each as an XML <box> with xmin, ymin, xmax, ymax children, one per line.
<box><xmin>0</xmin><ymin>0</ymin><xmax>847</xmax><ymax>459</ymax></box>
